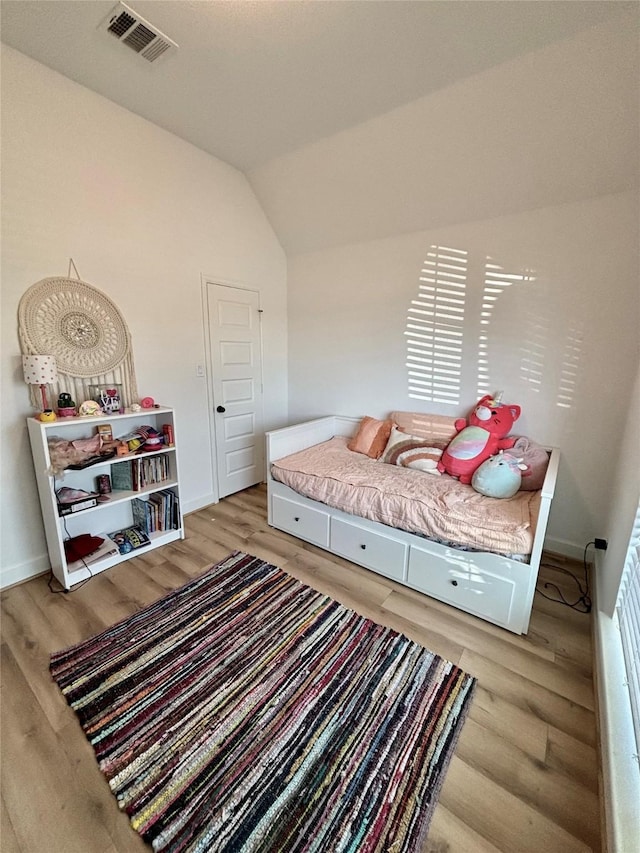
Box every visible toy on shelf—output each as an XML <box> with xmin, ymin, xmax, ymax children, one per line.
<box><xmin>87</xmin><ymin>384</ymin><xmax>123</xmax><ymax>415</ymax></box>
<box><xmin>57</xmin><ymin>393</ymin><xmax>77</xmax><ymax>418</ymax></box>
<box><xmin>97</xmin><ymin>424</ymin><xmax>113</xmax><ymax>442</ymax></box>
<box><xmin>78</xmin><ymin>400</ymin><xmax>102</xmax><ymax>417</ymax></box>
<box><xmin>118</xmin><ymin>425</ymin><xmax>162</xmax><ymax>453</ymax></box>
<box><xmin>141</xmin><ymin>428</ymin><xmax>163</xmax><ymax>451</ymax></box>
<box><xmin>47</xmin><ymin>432</ymin><xmax>115</xmax><ymax>475</ymax></box>
<box><xmin>130</xmin><ymin>425</ymin><xmax>163</xmax><ymax>451</ymax></box>
<box><xmin>437</xmin><ymin>392</ymin><xmax>521</xmax><ymax>484</ymax></box>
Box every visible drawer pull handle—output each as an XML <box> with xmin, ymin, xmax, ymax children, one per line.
<box><xmin>451</xmin><ymin>579</ymin><xmax>458</xmax><ymax>587</ymax></box>
<box><xmin>294</xmin><ymin>516</ymin><xmax>300</xmax><ymax>522</ymax></box>
<box><xmin>360</xmin><ymin>544</ymin><xmax>366</xmax><ymax>550</ymax></box>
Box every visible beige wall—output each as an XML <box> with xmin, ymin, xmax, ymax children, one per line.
<box><xmin>254</xmin><ymin>12</ymin><xmax>639</xmax><ymax>560</ymax></box>
<box><xmin>286</xmin><ymin>191</ymin><xmax>639</xmax><ymax>558</ymax></box>
<box><xmin>0</xmin><ymin>45</ymin><xmax>287</xmax><ymax>587</ymax></box>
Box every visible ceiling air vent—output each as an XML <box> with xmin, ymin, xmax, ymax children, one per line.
<box><xmin>99</xmin><ymin>2</ymin><xmax>178</xmax><ymax>64</ymax></box>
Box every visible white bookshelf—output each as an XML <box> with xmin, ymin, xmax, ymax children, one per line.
<box><xmin>26</xmin><ymin>406</ymin><xmax>184</xmax><ymax>590</ymax></box>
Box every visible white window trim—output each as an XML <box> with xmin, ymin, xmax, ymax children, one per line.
<box><xmin>616</xmin><ymin>508</ymin><xmax>640</xmax><ymax>760</ymax></box>
<box><xmin>594</xmin><ymin>543</ymin><xmax>640</xmax><ymax>851</ymax></box>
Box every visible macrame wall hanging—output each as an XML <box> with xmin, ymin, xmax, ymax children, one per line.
<box><xmin>18</xmin><ymin>261</ymin><xmax>139</xmax><ymax>410</ymax></box>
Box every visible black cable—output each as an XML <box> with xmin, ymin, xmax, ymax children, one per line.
<box><xmin>48</xmin><ymin>476</ymin><xmax>95</xmax><ymax>593</ymax></box>
<box><xmin>536</xmin><ymin>541</ymin><xmax>593</xmax><ymax>613</ymax></box>
<box><xmin>48</xmin><ymin>557</ymin><xmax>94</xmax><ymax>593</ymax></box>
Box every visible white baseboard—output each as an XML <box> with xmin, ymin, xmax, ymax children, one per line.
<box><xmin>181</xmin><ymin>493</ymin><xmax>218</xmax><ymax>515</ymax></box>
<box><xmin>0</xmin><ymin>554</ymin><xmax>51</xmax><ymax>590</ymax></box>
<box><xmin>543</xmin><ymin>536</ymin><xmax>585</xmax><ymax>562</ymax></box>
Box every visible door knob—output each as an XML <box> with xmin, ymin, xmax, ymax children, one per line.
<box><xmin>216</xmin><ymin>405</ymin><xmax>226</xmax><ymax>413</ymax></box>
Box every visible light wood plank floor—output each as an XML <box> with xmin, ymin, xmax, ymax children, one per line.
<box><xmin>1</xmin><ymin>485</ymin><xmax>600</xmax><ymax>853</ymax></box>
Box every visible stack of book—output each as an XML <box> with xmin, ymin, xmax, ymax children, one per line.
<box><xmin>131</xmin><ymin>490</ymin><xmax>179</xmax><ymax>535</ymax></box>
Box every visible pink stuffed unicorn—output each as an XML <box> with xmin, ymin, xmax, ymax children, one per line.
<box><xmin>437</xmin><ymin>393</ymin><xmax>521</xmax><ymax>484</ymax></box>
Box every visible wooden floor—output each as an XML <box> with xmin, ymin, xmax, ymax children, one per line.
<box><xmin>1</xmin><ymin>485</ymin><xmax>601</xmax><ymax>853</ymax></box>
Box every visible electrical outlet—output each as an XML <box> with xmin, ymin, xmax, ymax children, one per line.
<box><xmin>594</xmin><ymin>538</ymin><xmax>608</xmax><ymax>550</ymax></box>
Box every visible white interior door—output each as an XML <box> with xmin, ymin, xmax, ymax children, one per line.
<box><xmin>206</xmin><ymin>283</ymin><xmax>265</xmax><ymax>499</ymax></box>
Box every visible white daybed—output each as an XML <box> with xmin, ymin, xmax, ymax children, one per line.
<box><xmin>266</xmin><ymin>414</ymin><xmax>560</xmax><ymax>635</ymax></box>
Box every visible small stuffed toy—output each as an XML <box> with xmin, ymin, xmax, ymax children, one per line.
<box><xmin>437</xmin><ymin>393</ymin><xmax>521</xmax><ymax>484</ymax></box>
<box><xmin>472</xmin><ymin>451</ymin><xmax>529</xmax><ymax>498</ymax></box>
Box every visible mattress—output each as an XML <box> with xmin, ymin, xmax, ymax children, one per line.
<box><xmin>271</xmin><ymin>436</ymin><xmax>541</xmax><ymax>558</ymax></box>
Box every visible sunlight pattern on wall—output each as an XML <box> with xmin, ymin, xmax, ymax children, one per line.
<box><xmin>477</xmin><ymin>259</ymin><xmax>537</xmax><ymax>399</ymax></box>
<box><xmin>405</xmin><ymin>245</ymin><xmax>467</xmax><ymax>404</ymax></box>
<box><xmin>519</xmin><ymin>311</ymin><xmax>548</xmax><ymax>395</ymax></box>
<box><xmin>407</xmin><ymin>247</ymin><xmax>579</xmax><ymax>411</ymax></box>
<box><xmin>556</xmin><ymin>321</ymin><xmax>584</xmax><ymax>408</ymax></box>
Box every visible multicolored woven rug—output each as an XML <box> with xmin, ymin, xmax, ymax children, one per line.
<box><xmin>50</xmin><ymin>551</ymin><xmax>475</xmax><ymax>853</ymax></box>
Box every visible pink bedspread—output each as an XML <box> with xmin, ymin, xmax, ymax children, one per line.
<box><xmin>271</xmin><ymin>437</ymin><xmax>541</xmax><ymax>556</ymax></box>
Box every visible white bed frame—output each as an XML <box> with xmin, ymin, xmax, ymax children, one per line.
<box><xmin>266</xmin><ymin>416</ymin><xmax>560</xmax><ymax>635</ymax></box>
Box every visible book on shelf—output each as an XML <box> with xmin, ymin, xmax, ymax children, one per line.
<box><xmin>110</xmin><ymin>461</ymin><xmax>134</xmax><ymax>491</ymax></box>
<box><xmin>130</xmin><ymin>491</ymin><xmax>179</xmax><ymax>535</ymax></box>
<box><xmin>167</xmin><ymin>489</ymin><xmax>180</xmax><ymax>529</ymax></box>
<box><xmin>139</xmin><ymin>455</ymin><xmax>169</xmax><ymax>488</ymax></box>
<box><xmin>111</xmin><ymin>456</ymin><xmax>170</xmax><ymax>492</ymax></box>
<box><xmin>149</xmin><ymin>493</ymin><xmax>164</xmax><ymax>531</ymax></box>
<box><xmin>158</xmin><ymin>488</ymin><xmax>179</xmax><ymax>531</ymax></box>
<box><xmin>107</xmin><ymin>526</ymin><xmax>151</xmax><ymax>554</ymax></box>
<box><xmin>166</xmin><ymin>489</ymin><xmax>180</xmax><ymax>529</ymax></box>
<box><xmin>131</xmin><ymin>497</ymin><xmax>152</xmax><ymax>534</ymax></box>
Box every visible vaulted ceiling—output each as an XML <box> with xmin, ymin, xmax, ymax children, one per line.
<box><xmin>2</xmin><ymin>1</ymin><xmax>638</xmax><ymax>253</ymax></box>
<box><xmin>2</xmin><ymin>0</ymin><xmax>634</xmax><ymax>170</ymax></box>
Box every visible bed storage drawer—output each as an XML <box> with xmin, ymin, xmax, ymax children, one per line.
<box><xmin>407</xmin><ymin>546</ymin><xmax>516</xmax><ymax>627</ymax></box>
<box><xmin>330</xmin><ymin>517</ymin><xmax>407</xmax><ymax>582</ymax></box>
<box><xmin>271</xmin><ymin>495</ymin><xmax>330</xmax><ymax>547</ymax></box>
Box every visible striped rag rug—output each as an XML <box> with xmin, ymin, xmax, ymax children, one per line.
<box><xmin>50</xmin><ymin>551</ymin><xmax>476</xmax><ymax>853</ymax></box>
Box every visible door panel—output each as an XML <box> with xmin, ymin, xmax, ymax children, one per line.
<box><xmin>221</xmin><ymin>378</ymin><xmax>254</xmax><ymax>404</ymax></box>
<box><xmin>224</xmin><ymin>413</ymin><xmax>255</xmax><ymax>440</ymax></box>
<box><xmin>207</xmin><ymin>283</ymin><xmax>264</xmax><ymax>498</ymax></box>
<box><xmin>220</xmin><ymin>341</ymin><xmax>253</xmax><ymax>364</ymax></box>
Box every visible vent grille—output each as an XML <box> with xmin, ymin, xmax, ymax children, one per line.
<box><xmin>100</xmin><ymin>2</ymin><xmax>178</xmax><ymax>64</ymax></box>
<box><xmin>108</xmin><ymin>10</ymin><xmax>136</xmax><ymax>38</ymax></box>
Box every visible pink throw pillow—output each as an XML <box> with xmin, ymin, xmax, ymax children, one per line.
<box><xmin>347</xmin><ymin>417</ymin><xmax>394</xmax><ymax>459</ymax></box>
<box><xmin>390</xmin><ymin>411</ymin><xmax>458</xmax><ymax>443</ymax></box>
<box><xmin>511</xmin><ymin>436</ymin><xmax>550</xmax><ymax>490</ymax></box>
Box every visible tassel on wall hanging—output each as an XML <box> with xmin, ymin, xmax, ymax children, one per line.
<box><xmin>18</xmin><ymin>261</ymin><xmax>140</xmax><ymax>410</ymax></box>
